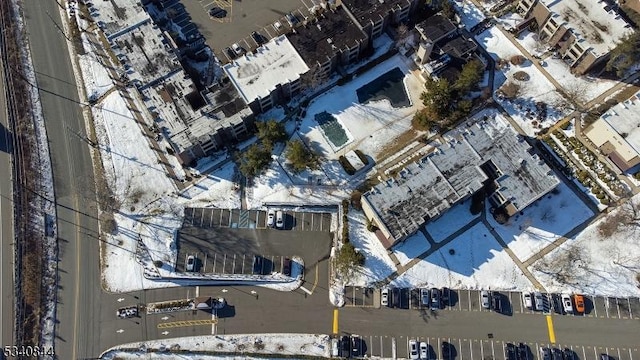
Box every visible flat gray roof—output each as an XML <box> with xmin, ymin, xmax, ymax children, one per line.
<box><xmin>364</xmin><ymin>111</ymin><xmax>560</xmax><ymax>243</ymax></box>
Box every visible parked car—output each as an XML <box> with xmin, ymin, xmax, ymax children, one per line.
<box><xmin>573</xmin><ymin>294</ymin><xmax>585</xmax><ymax>314</ymax></box>
<box><xmin>285</xmin><ymin>13</ymin><xmax>298</xmax><ymax>26</ymax></box>
<box><xmin>225</xmin><ymin>47</ymin><xmax>236</xmax><ymax>59</ymax></box>
<box><xmin>232</xmin><ymin>43</ymin><xmax>243</xmax><ymax>56</ymax></box>
<box><xmin>481</xmin><ymin>290</ymin><xmax>491</xmax><ymax>309</ymax></box>
<box><xmin>442</xmin><ymin>341</ymin><xmax>453</xmax><ymax>360</ymax></box>
<box><xmin>252</xmin><ymin>255</ymin><xmax>263</xmax><ymax>274</ymax></box>
<box><xmin>551</xmin><ymin>293</ymin><xmax>563</xmax><ymax>314</ymax></box>
<box><xmin>561</xmin><ymin>293</ymin><xmax>573</xmax><ymax>314</ymax></box>
<box><xmin>533</xmin><ymin>292</ymin><xmax>545</xmax><ymax>311</ymax></box>
<box><xmin>540</xmin><ymin>347</ymin><xmax>552</xmax><ymax>360</ymax></box>
<box><xmin>340</xmin><ymin>335</ymin><xmax>350</xmax><ymax>357</ymax></box>
<box><xmin>186</xmin><ymin>255</ymin><xmax>195</xmax><ymax>272</ymax></box>
<box><xmin>523</xmin><ymin>293</ymin><xmax>533</xmax><ymax>309</ymax></box>
<box><xmin>430</xmin><ymin>288</ymin><xmax>441</xmax><ymax>310</ymax></box>
<box><xmin>420</xmin><ymin>288</ymin><xmax>430</xmax><ymax>306</ymax></box>
<box><xmin>505</xmin><ymin>343</ymin><xmax>517</xmax><ymax>360</ymax></box>
<box><xmin>351</xmin><ymin>335</ymin><xmax>361</xmax><ymax>357</ymax></box>
<box><xmin>381</xmin><ymin>288</ymin><xmax>389</xmax><ymax>307</ymax></box>
<box><xmin>420</xmin><ymin>342</ymin><xmax>428</xmax><ymax>359</ymax></box>
<box><xmin>275</xmin><ymin>210</ymin><xmax>284</xmax><ymax>229</ymax></box>
<box><xmin>441</xmin><ymin>287</ymin><xmax>450</xmax><ymax>305</ymax></box>
<box><xmin>552</xmin><ymin>348</ymin><xmax>564</xmax><ymax>360</ymax></box>
<box><xmin>251</xmin><ymin>31</ymin><xmax>264</xmax><ymax>45</ymax></box>
<box><xmin>331</xmin><ymin>338</ymin><xmax>339</xmax><ymax>357</ymax></box>
<box><xmin>409</xmin><ymin>339</ymin><xmax>419</xmax><ymax>360</ymax></box>
<box><xmin>392</xmin><ymin>288</ymin><xmax>400</xmax><ymax>308</ymax></box>
<box><xmin>282</xmin><ymin>257</ymin><xmax>291</xmax><ymax>276</ymax></box>
<box><xmin>563</xmin><ymin>348</ymin><xmax>575</xmax><ymax>360</ymax></box>
<box><xmin>208</xmin><ymin>7</ymin><xmax>226</xmax><ymax>18</ymax></box>
<box><xmin>492</xmin><ymin>292</ymin><xmax>503</xmax><ymax>313</ymax></box>
<box><xmin>517</xmin><ymin>343</ymin><xmax>529</xmax><ymax>360</ymax></box>
<box><xmin>267</xmin><ymin>209</ymin><xmax>275</xmax><ymax>227</ymax></box>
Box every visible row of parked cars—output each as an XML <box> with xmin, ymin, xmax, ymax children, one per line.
<box><xmin>380</xmin><ymin>287</ymin><xmax>450</xmax><ymax>310</ymax></box>
<box><xmin>522</xmin><ymin>292</ymin><xmax>585</xmax><ymax>314</ymax></box>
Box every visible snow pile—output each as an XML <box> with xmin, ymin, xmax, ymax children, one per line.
<box><xmin>453</xmin><ymin>0</ymin><xmax>486</xmax><ymax>30</ymax></box>
<box><xmin>392</xmin><ymin>223</ymin><xmax>534</xmax><ymax>290</ymax></box>
<box><xmin>478</xmin><ymin>27</ymin><xmax>568</xmax><ymax>136</ymax></box>
<box><xmin>530</xmin><ymin>195</ymin><xmax>640</xmax><ymax>296</ymax></box>
<box><xmin>78</xmin><ymin>32</ymin><xmax>114</xmax><ymax>101</ymax></box>
<box><xmin>101</xmin><ymin>334</ymin><xmax>331</xmax><ymax>359</ymax></box>
<box><xmin>486</xmin><ymin>182</ymin><xmax>595</xmax><ymax>263</ymax></box>
<box><xmin>346</xmin><ymin>211</ymin><xmax>396</xmax><ymax>286</ymax></box>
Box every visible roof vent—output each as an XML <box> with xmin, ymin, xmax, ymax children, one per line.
<box><xmin>327</xmin><ymin>38</ymin><xmax>333</xmax><ymax>44</ymax></box>
<box><xmin>317</xmin><ymin>23</ymin><xmax>322</xmax><ymax>31</ymax></box>
<box><xmin>379</xmin><ymin>0</ymin><xmax>384</xmax><ymax>3</ymax></box>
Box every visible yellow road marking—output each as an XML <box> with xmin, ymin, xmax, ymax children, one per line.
<box><xmin>310</xmin><ymin>262</ymin><xmax>319</xmax><ymax>294</ymax></box>
<box><xmin>158</xmin><ymin>319</ymin><xmax>218</xmax><ymax>328</ymax></box>
<box><xmin>546</xmin><ymin>315</ymin><xmax>556</xmax><ymax>344</ymax></box>
<box><xmin>333</xmin><ymin>309</ymin><xmax>339</xmax><ymax>334</ymax></box>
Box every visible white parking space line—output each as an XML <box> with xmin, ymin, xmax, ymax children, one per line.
<box><xmin>437</xmin><ymin>337</ymin><xmax>441</xmax><ymax>359</ymax></box>
<box><xmin>458</xmin><ymin>292</ymin><xmax>462</xmax><ymax>311</ymax></box>
<box><xmin>501</xmin><ymin>341</ymin><xmax>506</xmax><ymax>360</ymax></box>
<box><xmin>320</xmin><ymin>214</ymin><xmax>323</xmax><ymax>231</ymax></box>
<box><xmin>535</xmin><ymin>343</ymin><xmax>540</xmax><ymax>360</ymax></box>
<box><xmin>311</xmin><ymin>212</ymin><xmax>314</xmax><ymax>230</ymax></box>
<box><xmin>469</xmin><ymin>340</ymin><xmax>474</xmax><ymax>360</ymax></box>
<box><xmin>232</xmin><ymin>254</ymin><xmax>237</xmax><ymax>273</ymax></box>
<box><xmin>593</xmin><ymin>298</ymin><xmax>598</xmax><ymax>317</ymax></box>
<box><xmin>468</xmin><ymin>290</ymin><xmax>472</xmax><ymax>311</ymax></box>
<box><xmin>301</xmin><ymin>212</ymin><xmax>305</xmax><ymax>231</ymax></box>
<box><xmin>480</xmin><ymin>340</ymin><xmax>485</xmax><ymax>360</ymax></box>
<box><xmin>222</xmin><ymin>254</ymin><xmax>227</xmax><ymax>273</ymax></box>
<box><xmin>629</xmin><ymin>348</ymin><xmax>633</xmax><ymax>360</ymax></box>
<box><xmin>200</xmin><ymin>210</ymin><xmax>205</xmax><ymax>225</ymax></box>
<box><xmin>209</xmin><ymin>210</ymin><xmax>214</xmax><ymax>227</ymax></box>
<box><xmin>581</xmin><ymin>345</ymin><xmax>587</xmax><ymax>360</ymax></box>
<box><xmin>380</xmin><ymin>336</ymin><xmax>384</xmax><ymax>357</ymax></box>
<box><xmin>617</xmin><ymin>347</ymin><xmax>622</xmax><ymax>360</ymax></box>
<box><xmin>605</xmin><ymin>297</ymin><xmax>610</xmax><ymax>318</ymax></box>
<box><xmin>478</xmin><ymin>291</ymin><xmax>483</xmax><ymax>311</ymax></box>
<box><xmin>459</xmin><ymin>339</ymin><xmax>464</xmax><ymax>360</ymax></box>
<box><xmin>593</xmin><ymin>346</ymin><xmax>599</xmax><ymax>360</ymax></box>
<box><xmin>616</xmin><ymin>298</ymin><xmax>621</xmax><ymax>319</ymax></box>
<box><xmin>241</xmin><ymin>254</ymin><xmax>245</xmax><ymax>274</ymax></box>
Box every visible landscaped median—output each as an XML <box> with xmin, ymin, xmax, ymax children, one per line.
<box><xmin>100</xmin><ymin>334</ymin><xmax>332</xmax><ymax>359</ymax></box>
<box><xmin>142</xmin><ymin>256</ymin><xmax>305</xmax><ymax>292</ymax></box>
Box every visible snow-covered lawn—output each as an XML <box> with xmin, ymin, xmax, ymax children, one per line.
<box><xmin>393</xmin><ymin>231</ymin><xmax>430</xmax><ymax>267</ymax></box>
<box><xmin>425</xmin><ymin>198</ymin><xmax>480</xmax><ymax>243</ymax></box>
<box><xmin>180</xmin><ymin>162</ymin><xmax>241</xmax><ymax>209</ymax></box>
<box><xmin>486</xmin><ymin>181</ymin><xmax>595</xmax><ymax>263</ymax></box>
<box><xmin>478</xmin><ymin>27</ymin><xmax>568</xmax><ymax>136</ymax></box>
<box><xmin>514</xmin><ymin>31</ymin><xmax>617</xmax><ymax>103</ymax></box>
<box><xmin>346</xmin><ymin>211</ymin><xmax>396</xmax><ymax>286</ymax></box>
<box><xmin>530</xmin><ymin>195</ymin><xmax>640</xmax><ymax>297</ymax></box>
<box><xmin>299</xmin><ymin>54</ymin><xmax>424</xmax><ymax>161</ymax></box>
<box><xmin>453</xmin><ymin>0</ymin><xmax>485</xmax><ymax>30</ymax></box>
<box><xmin>101</xmin><ymin>334</ymin><xmax>331</xmax><ymax>359</ymax></box>
<box><xmin>391</xmin><ymin>223</ymin><xmax>533</xmax><ymax>290</ymax></box>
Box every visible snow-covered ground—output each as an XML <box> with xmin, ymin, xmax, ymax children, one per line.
<box><xmin>486</xmin><ymin>181</ymin><xmax>595</xmax><ymax>263</ymax></box>
<box><xmin>530</xmin><ymin>195</ymin><xmax>640</xmax><ymax>297</ymax></box>
<box><xmin>514</xmin><ymin>31</ymin><xmax>617</xmax><ymax>103</ymax></box>
<box><xmin>346</xmin><ymin>211</ymin><xmax>396</xmax><ymax>286</ymax></box>
<box><xmin>453</xmin><ymin>0</ymin><xmax>486</xmax><ymax>30</ymax></box>
<box><xmin>299</xmin><ymin>54</ymin><xmax>424</xmax><ymax>161</ymax></box>
<box><xmin>101</xmin><ymin>334</ymin><xmax>331</xmax><ymax>359</ymax></box>
<box><xmin>391</xmin><ymin>223</ymin><xmax>534</xmax><ymax>290</ymax></box>
<box><xmin>478</xmin><ymin>27</ymin><xmax>568</xmax><ymax>136</ymax></box>
<box><xmin>78</xmin><ymin>32</ymin><xmax>113</xmax><ymax>101</ymax></box>
<box><xmin>393</xmin><ymin>231</ymin><xmax>430</xmax><ymax>267</ymax></box>
<box><xmin>425</xmin><ymin>198</ymin><xmax>480</xmax><ymax>243</ymax></box>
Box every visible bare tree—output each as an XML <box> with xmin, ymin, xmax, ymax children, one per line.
<box><xmin>598</xmin><ymin>199</ymin><xmax>640</xmax><ymax>238</ymax></box>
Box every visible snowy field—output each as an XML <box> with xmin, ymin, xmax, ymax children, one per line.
<box><xmin>530</xmin><ymin>195</ymin><xmax>640</xmax><ymax>297</ymax></box>
<box><xmin>485</xmin><ymin>181</ymin><xmax>595</xmax><ymax>263</ymax></box>
<box><xmin>346</xmin><ymin>211</ymin><xmax>396</xmax><ymax>286</ymax></box>
<box><xmin>299</xmin><ymin>54</ymin><xmax>424</xmax><ymax>161</ymax></box>
<box><xmin>425</xmin><ymin>198</ymin><xmax>480</xmax><ymax>243</ymax></box>
<box><xmin>393</xmin><ymin>231</ymin><xmax>430</xmax><ymax>267</ymax></box>
<box><xmin>514</xmin><ymin>31</ymin><xmax>617</xmax><ymax>103</ymax></box>
<box><xmin>101</xmin><ymin>334</ymin><xmax>331</xmax><ymax>359</ymax></box>
<box><xmin>391</xmin><ymin>223</ymin><xmax>533</xmax><ymax>290</ymax></box>
<box><xmin>477</xmin><ymin>27</ymin><xmax>568</xmax><ymax>136</ymax></box>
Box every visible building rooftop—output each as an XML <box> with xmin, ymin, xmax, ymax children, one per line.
<box><xmin>415</xmin><ymin>14</ymin><xmax>457</xmax><ymax>43</ymax></box>
<box><xmin>541</xmin><ymin>0</ymin><xmax>633</xmax><ymax>57</ymax></box>
<box><xmin>223</xmin><ymin>35</ymin><xmax>310</xmax><ymax>104</ymax></box>
<box><xmin>341</xmin><ymin>0</ymin><xmax>412</xmax><ymax>24</ymax></box>
<box><xmin>287</xmin><ymin>6</ymin><xmax>368</xmax><ymax>67</ymax></box>
<box><xmin>90</xmin><ymin>0</ymin><xmax>151</xmax><ymax>39</ymax></box>
<box><xmin>441</xmin><ymin>35</ymin><xmax>478</xmax><ymax>58</ymax></box>
<box><xmin>586</xmin><ymin>92</ymin><xmax>640</xmax><ymax>168</ymax></box>
<box><xmin>364</xmin><ymin>112</ymin><xmax>560</xmax><ymax>245</ymax></box>
<box><xmin>111</xmin><ymin>21</ymin><xmax>182</xmax><ymax>87</ymax></box>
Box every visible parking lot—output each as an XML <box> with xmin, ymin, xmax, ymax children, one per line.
<box><xmin>338</xmin><ymin>335</ymin><xmax>639</xmax><ymax>360</ymax></box>
<box><xmin>184</xmin><ymin>208</ymin><xmax>332</xmax><ymax>231</ymax></box>
<box><xmin>343</xmin><ymin>287</ymin><xmax>640</xmax><ymax>320</ymax></box>
<box><xmin>181</xmin><ymin>0</ymin><xmax>315</xmax><ymax>62</ymax></box>
<box><xmin>177</xmin><ymin>209</ymin><xmax>333</xmax><ymax>274</ymax></box>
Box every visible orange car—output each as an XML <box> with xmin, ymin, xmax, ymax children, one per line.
<box><xmin>573</xmin><ymin>294</ymin><xmax>585</xmax><ymax>314</ymax></box>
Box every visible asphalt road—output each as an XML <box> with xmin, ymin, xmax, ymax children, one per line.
<box><xmin>21</xmin><ymin>2</ymin><xmax>102</xmax><ymax>359</ymax></box>
<box><xmin>0</xmin><ymin>52</ymin><xmax>16</xmax><ymax>350</ymax></box>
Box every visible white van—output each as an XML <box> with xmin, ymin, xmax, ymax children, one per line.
<box><xmin>331</xmin><ymin>338</ymin><xmax>339</xmax><ymax>357</ymax></box>
<box><xmin>561</xmin><ymin>293</ymin><xmax>573</xmax><ymax>314</ymax></box>
<box><xmin>275</xmin><ymin>211</ymin><xmax>284</xmax><ymax>229</ymax></box>
<box><xmin>267</xmin><ymin>209</ymin><xmax>275</xmax><ymax>227</ymax></box>
<box><xmin>523</xmin><ymin>292</ymin><xmax>533</xmax><ymax>309</ymax></box>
